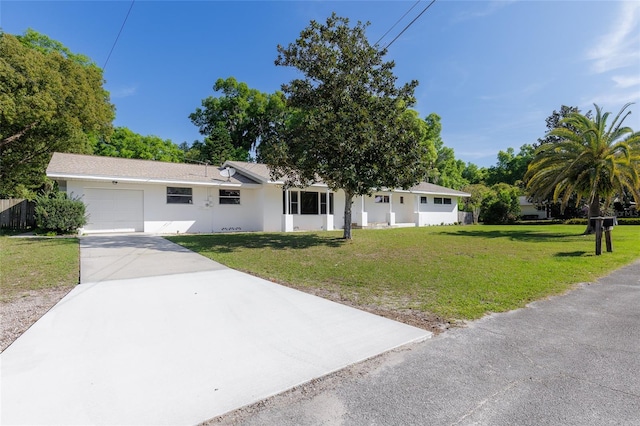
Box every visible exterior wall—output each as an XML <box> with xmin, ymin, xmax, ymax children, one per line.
<box><xmin>63</xmin><ymin>178</ymin><xmax>463</xmax><ymax>234</ymax></box>
<box><xmin>519</xmin><ymin>197</ymin><xmax>546</xmax><ymax>219</ymax></box>
<box><xmin>415</xmin><ymin>195</ymin><xmax>460</xmax><ymax>225</ymax></box>
<box><xmin>65</xmin><ymin>179</ymin><xmax>263</xmax><ymax>234</ymax></box>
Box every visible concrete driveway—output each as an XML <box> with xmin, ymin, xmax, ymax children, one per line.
<box><xmin>0</xmin><ymin>235</ymin><xmax>429</xmax><ymax>425</ymax></box>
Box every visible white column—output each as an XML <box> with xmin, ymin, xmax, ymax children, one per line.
<box><xmin>387</xmin><ymin>191</ymin><xmax>395</xmax><ymax>226</ymax></box>
<box><xmin>282</xmin><ymin>189</ymin><xmax>293</xmax><ymax>232</ymax></box>
<box><xmin>323</xmin><ymin>189</ymin><xmax>334</xmax><ymax>231</ymax></box>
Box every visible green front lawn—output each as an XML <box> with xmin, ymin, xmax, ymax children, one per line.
<box><xmin>168</xmin><ymin>225</ymin><xmax>640</xmax><ymax>320</ymax></box>
<box><xmin>0</xmin><ymin>236</ymin><xmax>80</xmax><ymax>302</ymax></box>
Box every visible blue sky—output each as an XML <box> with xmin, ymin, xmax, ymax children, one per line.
<box><xmin>2</xmin><ymin>1</ymin><xmax>639</xmax><ymax>167</ymax></box>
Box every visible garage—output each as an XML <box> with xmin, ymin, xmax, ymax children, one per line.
<box><xmin>83</xmin><ymin>189</ymin><xmax>144</xmax><ymax>233</ymax></box>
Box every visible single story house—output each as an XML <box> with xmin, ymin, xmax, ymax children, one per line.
<box><xmin>519</xmin><ymin>196</ymin><xmax>549</xmax><ymax>220</ymax></box>
<box><xmin>47</xmin><ymin>152</ymin><xmax>470</xmax><ymax>234</ymax></box>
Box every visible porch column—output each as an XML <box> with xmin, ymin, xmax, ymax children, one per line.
<box><xmin>360</xmin><ymin>195</ymin><xmax>368</xmax><ymax>227</ymax></box>
<box><xmin>282</xmin><ymin>189</ymin><xmax>293</xmax><ymax>232</ymax></box>
<box><xmin>323</xmin><ymin>188</ymin><xmax>334</xmax><ymax>231</ymax></box>
<box><xmin>387</xmin><ymin>191</ymin><xmax>395</xmax><ymax>226</ymax></box>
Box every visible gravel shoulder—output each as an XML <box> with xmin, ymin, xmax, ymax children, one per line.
<box><xmin>0</xmin><ymin>287</ymin><xmax>73</xmax><ymax>352</ymax></box>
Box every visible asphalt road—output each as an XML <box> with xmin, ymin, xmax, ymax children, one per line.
<box><xmin>215</xmin><ymin>260</ymin><xmax>640</xmax><ymax>426</ymax></box>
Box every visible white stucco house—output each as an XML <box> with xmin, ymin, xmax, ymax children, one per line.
<box><xmin>518</xmin><ymin>196</ymin><xmax>549</xmax><ymax>220</ymax></box>
<box><xmin>47</xmin><ymin>152</ymin><xmax>470</xmax><ymax>234</ymax></box>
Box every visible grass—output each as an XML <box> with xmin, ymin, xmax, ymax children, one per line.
<box><xmin>167</xmin><ymin>225</ymin><xmax>640</xmax><ymax>321</ymax></box>
<box><xmin>0</xmin><ymin>235</ymin><xmax>80</xmax><ymax>302</ymax></box>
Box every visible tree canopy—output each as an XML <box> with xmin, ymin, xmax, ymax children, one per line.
<box><xmin>94</xmin><ymin>127</ymin><xmax>184</xmax><ymax>162</ymax></box>
<box><xmin>189</xmin><ymin>77</ymin><xmax>286</xmax><ymax>164</ymax></box>
<box><xmin>0</xmin><ymin>30</ymin><xmax>114</xmax><ymax>197</ymax></box>
<box><xmin>262</xmin><ymin>13</ymin><xmax>429</xmax><ymax>239</ymax></box>
<box><xmin>525</xmin><ymin>103</ymin><xmax>640</xmax><ymax>233</ymax></box>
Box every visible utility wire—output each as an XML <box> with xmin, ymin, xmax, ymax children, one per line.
<box><xmin>103</xmin><ymin>0</ymin><xmax>135</xmax><ymax>70</ymax></box>
<box><xmin>374</xmin><ymin>0</ymin><xmax>422</xmax><ymax>47</ymax></box>
<box><xmin>383</xmin><ymin>0</ymin><xmax>437</xmax><ymax>51</ymax></box>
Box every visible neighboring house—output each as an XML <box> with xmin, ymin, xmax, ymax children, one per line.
<box><xmin>519</xmin><ymin>196</ymin><xmax>549</xmax><ymax>220</ymax></box>
<box><xmin>47</xmin><ymin>153</ymin><xmax>470</xmax><ymax>234</ymax></box>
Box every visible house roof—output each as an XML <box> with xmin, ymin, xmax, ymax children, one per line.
<box><xmin>404</xmin><ymin>182</ymin><xmax>471</xmax><ymax>197</ymax></box>
<box><xmin>47</xmin><ymin>153</ymin><xmax>260</xmax><ymax>186</ymax></box>
<box><xmin>226</xmin><ymin>161</ymin><xmax>470</xmax><ymax>197</ymax></box>
<box><xmin>47</xmin><ymin>153</ymin><xmax>470</xmax><ymax>197</ymax></box>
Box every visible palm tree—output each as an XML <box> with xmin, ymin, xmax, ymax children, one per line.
<box><xmin>525</xmin><ymin>103</ymin><xmax>640</xmax><ymax>234</ymax></box>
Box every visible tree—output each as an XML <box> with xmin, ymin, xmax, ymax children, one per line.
<box><xmin>426</xmin><ymin>113</ymin><xmax>468</xmax><ymax>190</ymax></box>
<box><xmin>0</xmin><ymin>30</ymin><xmax>114</xmax><ymax>197</ymax></box>
<box><xmin>461</xmin><ymin>183</ymin><xmax>491</xmax><ymax>224</ymax></box>
<box><xmin>535</xmin><ymin>105</ymin><xmax>589</xmax><ymax>147</ymax></box>
<box><xmin>189</xmin><ymin>77</ymin><xmax>286</xmax><ymax>163</ymax></box>
<box><xmin>93</xmin><ymin>127</ymin><xmax>184</xmax><ymax>162</ymax></box>
<box><xmin>462</xmin><ymin>162</ymin><xmax>487</xmax><ymax>185</ymax></box>
<box><xmin>262</xmin><ymin>14</ymin><xmax>429</xmax><ymax>239</ymax></box>
<box><xmin>525</xmin><ymin>103</ymin><xmax>640</xmax><ymax>234</ymax></box>
<box><xmin>485</xmin><ymin>144</ymin><xmax>534</xmax><ymax>186</ymax></box>
<box><xmin>480</xmin><ymin>183</ymin><xmax>521</xmax><ymax>224</ymax></box>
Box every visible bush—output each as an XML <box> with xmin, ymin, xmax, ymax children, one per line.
<box><xmin>35</xmin><ymin>192</ymin><xmax>86</xmax><ymax>233</ymax></box>
<box><xmin>617</xmin><ymin>218</ymin><xmax>640</xmax><ymax>225</ymax></box>
<box><xmin>563</xmin><ymin>217</ymin><xmax>640</xmax><ymax>226</ymax></box>
<box><xmin>480</xmin><ymin>183</ymin><xmax>521</xmax><ymax>224</ymax></box>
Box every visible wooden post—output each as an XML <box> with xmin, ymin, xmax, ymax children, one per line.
<box><xmin>594</xmin><ymin>217</ymin><xmax>603</xmax><ymax>256</ymax></box>
<box><xmin>605</xmin><ymin>229</ymin><xmax>613</xmax><ymax>252</ymax></box>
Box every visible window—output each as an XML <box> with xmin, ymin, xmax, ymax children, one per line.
<box><xmin>434</xmin><ymin>197</ymin><xmax>451</xmax><ymax>205</ymax></box>
<box><xmin>400</xmin><ymin>196</ymin><xmax>404</xmax><ymax>204</ymax></box>
<box><xmin>283</xmin><ymin>190</ymin><xmax>299</xmax><ymax>214</ymax></box>
<box><xmin>320</xmin><ymin>193</ymin><xmax>334</xmax><ymax>214</ymax></box>
<box><xmin>219</xmin><ymin>189</ymin><xmax>240</xmax><ymax>205</ymax></box>
<box><xmin>167</xmin><ymin>187</ymin><xmax>192</xmax><ymax>204</ymax></box>
<box><xmin>301</xmin><ymin>191</ymin><xmax>319</xmax><ymax>215</ymax></box>
<box><xmin>420</xmin><ymin>196</ymin><xmax>428</xmax><ymax>204</ymax></box>
<box><xmin>374</xmin><ymin>195</ymin><xmax>389</xmax><ymax>203</ymax></box>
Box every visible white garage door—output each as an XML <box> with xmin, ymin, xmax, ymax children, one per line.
<box><xmin>84</xmin><ymin>189</ymin><xmax>144</xmax><ymax>232</ymax></box>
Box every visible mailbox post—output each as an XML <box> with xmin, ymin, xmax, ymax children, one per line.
<box><xmin>590</xmin><ymin>216</ymin><xmax>616</xmax><ymax>255</ymax></box>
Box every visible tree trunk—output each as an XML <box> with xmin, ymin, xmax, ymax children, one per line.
<box><xmin>343</xmin><ymin>190</ymin><xmax>354</xmax><ymax>240</ymax></box>
<box><xmin>584</xmin><ymin>197</ymin><xmax>600</xmax><ymax>235</ymax></box>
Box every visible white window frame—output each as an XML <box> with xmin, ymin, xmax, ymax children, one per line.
<box><xmin>167</xmin><ymin>187</ymin><xmax>193</xmax><ymax>204</ymax></box>
<box><xmin>219</xmin><ymin>189</ymin><xmax>240</xmax><ymax>205</ymax></box>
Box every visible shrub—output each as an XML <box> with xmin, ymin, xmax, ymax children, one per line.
<box><xmin>564</xmin><ymin>217</ymin><xmax>640</xmax><ymax>226</ymax></box>
<box><xmin>35</xmin><ymin>192</ymin><xmax>86</xmax><ymax>233</ymax></box>
<box><xmin>617</xmin><ymin>218</ymin><xmax>640</xmax><ymax>225</ymax></box>
<box><xmin>480</xmin><ymin>183</ymin><xmax>521</xmax><ymax>224</ymax></box>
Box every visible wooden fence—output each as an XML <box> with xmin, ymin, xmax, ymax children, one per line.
<box><xmin>0</xmin><ymin>199</ymin><xmax>36</xmax><ymax>229</ymax></box>
<box><xmin>458</xmin><ymin>211</ymin><xmax>474</xmax><ymax>225</ymax></box>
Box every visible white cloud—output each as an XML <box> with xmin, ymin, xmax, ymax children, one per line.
<box><xmin>587</xmin><ymin>1</ymin><xmax>640</xmax><ymax>74</ymax></box>
<box><xmin>612</xmin><ymin>74</ymin><xmax>640</xmax><ymax>89</ymax></box>
<box><xmin>452</xmin><ymin>0</ymin><xmax>517</xmax><ymax>23</ymax></box>
<box><xmin>110</xmin><ymin>85</ymin><xmax>138</xmax><ymax>98</ymax></box>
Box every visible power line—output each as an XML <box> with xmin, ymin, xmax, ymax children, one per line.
<box><xmin>383</xmin><ymin>0</ymin><xmax>437</xmax><ymax>51</ymax></box>
<box><xmin>374</xmin><ymin>0</ymin><xmax>422</xmax><ymax>47</ymax></box>
<box><xmin>103</xmin><ymin>0</ymin><xmax>135</xmax><ymax>70</ymax></box>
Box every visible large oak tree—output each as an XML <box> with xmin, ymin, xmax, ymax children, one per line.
<box><xmin>189</xmin><ymin>77</ymin><xmax>286</xmax><ymax>164</ymax></box>
<box><xmin>262</xmin><ymin>13</ymin><xmax>430</xmax><ymax>239</ymax></box>
<box><xmin>0</xmin><ymin>30</ymin><xmax>114</xmax><ymax>197</ymax></box>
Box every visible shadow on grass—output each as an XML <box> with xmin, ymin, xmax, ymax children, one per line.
<box><xmin>167</xmin><ymin>232</ymin><xmax>346</xmax><ymax>254</ymax></box>
<box><xmin>440</xmin><ymin>229</ymin><xmax>582</xmax><ymax>242</ymax></box>
<box><xmin>554</xmin><ymin>251</ymin><xmax>590</xmax><ymax>257</ymax></box>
